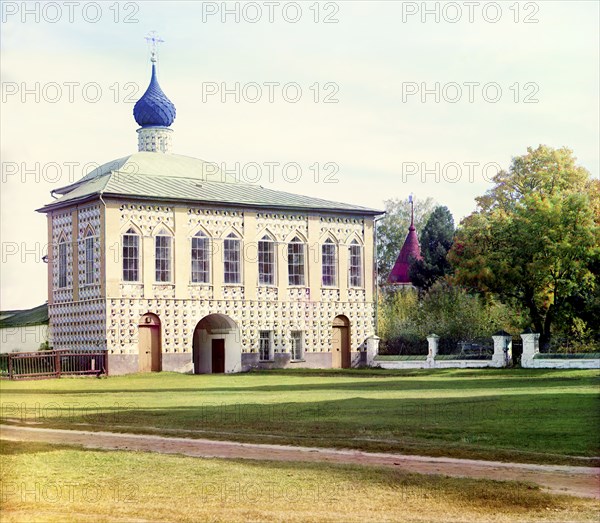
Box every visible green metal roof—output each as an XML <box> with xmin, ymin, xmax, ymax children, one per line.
<box><xmin>39</xmin><ymin>152</ymin><xmax>382</xmax><ymax>215</ymax></box>
<box><xmin>66</xmin><ymin>152</ymin><xmax>239</xmax><ymax>189</ymax></box>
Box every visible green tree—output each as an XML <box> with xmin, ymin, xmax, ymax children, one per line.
<box><xmin>415</xmin><ymin>280</ymin><xmax>521</xmax><ymax>341</ymax></box>
<box><xmin>377</xmin><ymin>197</ymin><xmax>435</xmax><ymax>283</ymax></box>
<box><xmin>409</xmin><ymin>206</ymin><xmax>455</xmax><ymax>290</ymax></box>
<box><xmin>557</xmin><ymin>179</ymin><xmax>600</xmax><ymax>348</ymax></box>
<box><xmin>377</xmin><ymin>286</ymin><xmax>420</xmax><ymax>342</ymax></box>
<box><xmin>449</xmin><ymin>145</ymin><xmax>600</xmax><ymax>348</ymax></box>
<box><xmin>377</xmin><ymin>280</ymin><xmax>521</xmax><ymax>354</ymax></box>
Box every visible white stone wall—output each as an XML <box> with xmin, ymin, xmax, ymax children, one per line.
<box><xmin>106</xmin><ymin>297</ymin><xmax>373</xmax><ymax>355</ymax></box>
<box><xmin>376</xmin><ymin>359</ymin><xmax>497</xmax><ymax>370</ymax></box>
<box><xmin>120</xmin><ymin>203</ymin><xmax>175</xmax><ymax>235</ymax></box>
<box><xmin>137</xmin><ymin>127</ymin><xmax>173</xmax><ymax>153</ymax></box>
<box><xmin>49</xmin><ymin>199</ymin><xmax>376</xmax><ymax>362</ymax></box>
<box><xmin>318</xmin><ymin>215</ymin><xmax>364</xmax><ymax>244</ymax></box>
<box><xmin>520</xmin><ymin>333</ymin><xmax>600</xmax><ymax>369</ymax></box>
<box><xmin>256</xmin><ymin>211</ymin><xmax>306</xmax><ymax>242</ymax></box>
<box><xmin>374</xmin><ymin>334</ymin><xmax>512</xmax><ymax>369</ymax></box>
<box><xmin>49</xmin><ymin>300</ymin><xmax>106</xmax><ymax>350</ymax></box>
<box><xmin>49</xmin><ymin>204</ymin><xmax>105</xmax><ymax>350</ymax></box>
<box><xmin>522</xmin><ymin>358</ymin><xmax>600</xmax><ymax>369</ymax></box>
<box><xmin>107</xmin><ymin>202</ymin><xmax>373</xmax><ymax>355</ymax></box>
<box><xmin>0</xmin><ymin>325</ymin><xmax>48</xmax><ymax>353</ymax></box>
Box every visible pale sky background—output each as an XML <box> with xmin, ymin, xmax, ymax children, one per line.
<box><xmin>1</xmin><ymin>0</ymin><xmax>599</xmax><ymax>310</ymax></box>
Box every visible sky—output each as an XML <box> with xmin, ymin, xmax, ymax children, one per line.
<box><xmin>1</xmin><ymin>0</ymin><xmax>599</xmax><ymax>310</ymax></box>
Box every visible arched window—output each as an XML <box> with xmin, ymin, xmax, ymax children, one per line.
<box><xmin>58</xmin><ymin>233</ymin><xmax>68</xmax><ymax>289</ymax></box>
<box><xmin>349</xmin><ymin>240</ymin><xmax>363</xmax><ymax>288</ymax></box>
<box><xmin>191</xmin><ymin>231</ymin><xmax>210</xmax><ymax>284</ymax></box>
<box><xmin>122</xmin><ymin>228</ymin><xmax>140</xmax><ymax>282</ymax></box>
<box><xmin>84</xmin><ymin>228</ymin><xmax>95</xmax><ymax>285</ymax></box>
<box><xmin>223</xmin><ymin>232</ymin><xmax>241</xmax><ymax>284</ymax></box>
<box><xmin>155</xmin><ymin>227</ymin><xmax>172</xmax><ymax>283</ymax></box>
<box><xmin>322</xmin><ymin>238</ymin><xmax>337</xmax><ymax>287</ymax></box>
<box><xmin>258</xmin><ymin>235</ymin><xmax>275</xmax><ymax>285</ymax></box>
<box><xmin>288</xmin><ymin>236</ymin><xmax>305</xmax><ymax>286</ymax></box>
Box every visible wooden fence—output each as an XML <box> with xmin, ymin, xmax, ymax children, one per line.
<box><xmin>0</xmin><ymin>349</ymin><xmax>108</xmax><ymax>380</ymax></box>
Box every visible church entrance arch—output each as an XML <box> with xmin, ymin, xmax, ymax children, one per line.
<box><xmin>192</xmin><ymin>314</ymin><xmax>241</xmax><ymax>374</ymax></box>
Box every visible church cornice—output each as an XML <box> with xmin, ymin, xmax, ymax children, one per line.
<box><xmin>38</xmin><ymin>192</ymin><xmax>383</xmax><ymax>217</ymax></box>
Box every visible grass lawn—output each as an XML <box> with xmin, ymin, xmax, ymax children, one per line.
<box><xmin>2</xmin><ymin>441</ymin><xmax>599</xmax><ymax>523</ymax></box>
<box><xmin>1</xmin><ymin>368</ymin><xmax>599</xmax><ymax>465</ymax></box>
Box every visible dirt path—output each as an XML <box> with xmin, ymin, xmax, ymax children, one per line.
<box><xmin>2</xmin><ymin>424</ymin><xmax>599</xmax><ymax>499</ymax></box>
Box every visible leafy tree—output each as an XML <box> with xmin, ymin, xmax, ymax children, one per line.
<box><xmin>377</xmin><ymin>197</ymin><xmax>435</xmax><ymax>284</ymax></box>
<box><xmin>377</xmin><ymin>280</ymin><xmax>521</xmax><ymax>355</ymax></box>
<box><xmin>377</xmin><ymin>286</ymin><xmax>420</xmax><ymax>343</ymax></box>
<box><xmin>415</xmin><ymin>280</ymin><xmax>521</xmax><ymax>342</ymax></box>
<box><xmin>449</xmin><ymin>145</ymin><xmax>600</xmax><ymax>348</ymax></box>
<box><xmin>409</xmin><ymin>206</ymin><xmax>455</xmax><ymax>290</ymax></box>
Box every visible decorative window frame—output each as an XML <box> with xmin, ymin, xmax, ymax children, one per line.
<box><xmin>83</xmin><ymin>225</ymin><xmax>96</xmax><ymax>286</ymax></box>
<box><xmin>320</xmin><ymin>234</ymin><xmax>338</xmax><ymax>288</ymax></box>
<box><xmin>190</xmin><ymin>225</ymin><xmax>212</xmax><ymax>285</ymax></box>
<box><xmin>57</xmin><ymin>231</ymin><xmax>69</xmax><ymax>289</ymax></box>
<box><xmin>153</xmin><ymin>223</ymin><xmax>174</xmax><ymax>284</ymax></box>
<box><xmin>286</xmin><ymin>232</ymin><xmax>307</xmax><ymax>287</ymax></box>
<box><xmin>347</xmin><ymin>235</ymin><xmax>364</xmax><ymax>289</ymax></box>
<box><xmin>121</xmin><ymin>223</ymin><xmax>142</xmax><ymax>283</ymax></box>
<box><xmin>257</xmin><ymin>229</ymin><xmax>277</xmax><ymax>287</ymax></box>
<box><xmin>222</xmin><ymin>228</ymin><xmax>243</xmax><ymax>285</ymax></box>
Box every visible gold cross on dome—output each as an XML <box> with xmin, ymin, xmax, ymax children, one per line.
<box><xmin>145</xmin><ymin>31</ymin><xmax>164</xmax><ymax>63</ymax></box>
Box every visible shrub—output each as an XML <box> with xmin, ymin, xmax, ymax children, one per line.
<box><xmin>377</xmin><ymin>280</ymin><xmax>523</xmax><ymax>354</ymax></box>
<box><xmin>415</xmin><ymin>280</ymin><xmax>519</xmax><ymax>340</ymax></box>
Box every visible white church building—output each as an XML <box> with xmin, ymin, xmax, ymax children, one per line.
<box><xmin>38</xmin><ymin>49</ymin><xmax>381</xmax><ymax>375</ymax></box>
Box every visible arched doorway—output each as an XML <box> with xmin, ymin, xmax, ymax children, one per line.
<box><xmin>138</xmin><ymin>313</ymin><xmax>161</xmax><ymax>372</ymax></box>
<box><xmin>192</xmin><ymin>314</ymin><xmax>240</xmax><ymax>374</ymax></box>
<box><xmin>332</xmin><ymin>315</ymin><xmax>351</xmax><ymax>369</ymax></box>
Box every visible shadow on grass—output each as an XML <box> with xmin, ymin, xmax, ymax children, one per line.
<box><xmin>2</xmin><ymin>371</ymin><xmax>598</xmax><ymax>396</ymax></box>
<box><xmin>0</xmin><ymin>440</ymin><xmax>73</xmax><ymax>457</ymax></box>
<box><xmin>2</xmin><ymin>393</ymin><xmax>599</xmax><ymax>464</ymax></box>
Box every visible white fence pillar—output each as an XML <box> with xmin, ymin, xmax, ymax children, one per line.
<box><xmin>492</xmin><ymin>331</ymin><xmax>512</xmax><ymax>367</ymax></box>
<box><xmin>427</xmin><ymin>334</ymin><xmax>439</xmax><ymax>368</ymax></box>
<box><xmin>365</xmin><ymin>335</ymin><xmax>380</xmax><ymax>367</ymax></box>
<box><xmin>520</xmin><ymin>331</ymin><xmax>540</xmax><ymax>368</ymax></box>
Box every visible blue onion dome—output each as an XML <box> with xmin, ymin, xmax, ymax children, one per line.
<box><xmin>133</xmin><ymin>63</ymin><xmax>176</xmax><ymax>127</ymax></box>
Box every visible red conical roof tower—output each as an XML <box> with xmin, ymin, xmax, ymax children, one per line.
<box><xmin>388</xmin><ymin>196</ymin><xmax>422</xmax><ymax>285</ymax></box>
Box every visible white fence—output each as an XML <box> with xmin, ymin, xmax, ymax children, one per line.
<box><xmin>374</xmin><ymin>333</ymin><xmax>600</xmax><ymax>370</ymax></box>
<box><xmin>375</xmin><ymin>334</ymin><xmax>511</xmax><ymax>369</ymax></box>
<box><xmin>520</xmin><ymin>333</ymin><xmax>600</xmax><ymax>369</ymax></box>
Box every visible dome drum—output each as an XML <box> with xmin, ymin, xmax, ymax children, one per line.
<box><xmin>137</xmin><ymin>126</ymin><xmax>173</xmax><ymax>153</ymax></box>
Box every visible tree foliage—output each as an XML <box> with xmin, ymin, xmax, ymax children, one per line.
<box><xmin>377</xmin><ymin>280</ymin><xmax>520</xmax><ymax>354</ymax></box>
<box><xmin>449</xmin><ymin>145</ymin><xmax>600</xmax><ymax>348</ymax></box>
<box><xmin>377</xmin><ymin>197</ymin><xmax>435</xmax><ymax>284</ymax></box>
<box><xmin>416</xmin><ymin>280</ymin><xmax>522</xmax><ymax>341</ymax></box>
<box><xmin>377</xmin><ymin>287</ymin><xmax>420</xmax><ymax>344</ymax></box>
<box><xmin>409</xmin><ymin>206</ymin><xmax>455</xmax><ymax>290</ymax></box>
